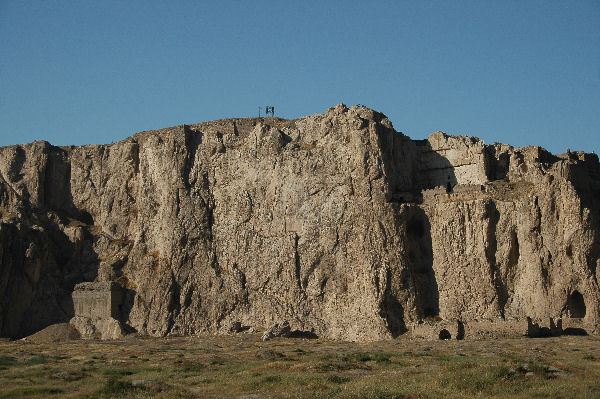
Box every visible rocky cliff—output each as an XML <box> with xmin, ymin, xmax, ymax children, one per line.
<box><xmin>1</xmin><ymin>104</ymin><xmax>599</xmax><ymax>340</ymax></box>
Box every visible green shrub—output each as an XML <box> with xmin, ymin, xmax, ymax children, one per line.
<box><xmin>0</xmin><ymin>387</ymin><xmax>63</xmax><ymax>398</ymax></box>
<box><xmin>354</xmin><ymin>352</ymin><xmax>392</xmax><ymax>363</ymax></box>
<box><xmin>102</xmin><ymin>368</ymin><xmax>134</xmax><ymax>377</ymax></box>
<box><xmin>0</xmin><ymin>355</ymin><xmax>17</xmax><ymax>369</ymax></box>
<box><xmin>24</xmin><ymin>355</ymin><xmax>48</xmax><ymax>365</ymax></box>
<box><xmin>262</xmin><ymin>375</ymin><xmax>282</xmax><ymax>383</ymax></box>
<box><xmin>101</xmin><ymin>378</ymin><xmax>136</xmax><ymax>395</ymax></box>
<box><xmin>326</xmin><ymin>374</ymin><xmax>351</xmax><ymax>384</ymax></box>
<box><xmin>181</xmin><ymin>362</ymin><xmax>205</xmax><ymax>373</ymax></box>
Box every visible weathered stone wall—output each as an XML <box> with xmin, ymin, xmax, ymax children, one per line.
<box><xmin>72</xmin><ymin>282</ymin><xmax>122</xmax><ymax>320</ymax></box>
<box><xmin>70</xmin><ymin>281</ymin><xmax>124</xmax><ymax>339</ymax></box>
<box><xmin>414</xmin><ymin>132</ymin><xmax>488</xmax><ymax>190</ymax></box>
<box><xmin>0</xmin><ymin>104</ymin><xmax>599</xmax><ymax>340</ymax></box>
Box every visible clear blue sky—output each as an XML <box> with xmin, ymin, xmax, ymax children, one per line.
<box><xmin>1</xmin><ymin>1</ymin><xmax>599</xmax><ymax>154</ymax></box>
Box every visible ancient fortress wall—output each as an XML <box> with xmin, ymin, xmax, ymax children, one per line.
<box><xmin>0</xmin><ymin>104</ymin><xmax>599</xmax><ymax>341</ymax></box>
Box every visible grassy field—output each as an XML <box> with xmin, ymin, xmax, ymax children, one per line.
<box><xmin>0</xmin><ymin>334</ymin><xmax>599</xmax><ymax>399</ymax></box>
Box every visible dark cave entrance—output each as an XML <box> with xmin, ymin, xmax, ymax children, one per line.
<box><xmin>438</xmin><ymin>329</ymin><xmax>451</xmax><ymax>340</ymax></box>
<box><xmin>566</xmin><ymin>291</ymin><xmax>586</xmax><ymax>318</ymax></box>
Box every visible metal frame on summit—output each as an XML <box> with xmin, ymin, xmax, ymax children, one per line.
<box><xmin>258</xmin><ymin>106</ymin><xmax>275</xmax><ymax>118</ymax></box>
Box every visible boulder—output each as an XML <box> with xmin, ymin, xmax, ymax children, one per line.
<box><xmin>261</xmin><ymin>321</ymin><xmax>291</xmax><ymax>341</ymax></box>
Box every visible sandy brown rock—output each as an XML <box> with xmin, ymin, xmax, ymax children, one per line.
<box><xmin>0</xmin><ymin>105</ymin><xmax>598</xmax><ymax>341</ymax></box>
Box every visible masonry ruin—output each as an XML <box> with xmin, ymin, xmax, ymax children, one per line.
<box><xmin>72</xmin><ymin>282</ymin><xmax>123</xmax><ymax>320</ymax></box>
<box><xmin>69</xmin><ymin>282</ymin><xmax>125</xmax><ymax>339</ymax></box>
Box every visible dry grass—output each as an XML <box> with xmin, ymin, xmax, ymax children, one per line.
<box><xmin>0</xmin><ymin>335</ymin><xmax>599</xmax><ymax>398</ymax></box>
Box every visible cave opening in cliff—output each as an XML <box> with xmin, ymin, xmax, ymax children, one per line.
<box><xmin>565</xmin><ymin>244</ymin><xmax>573</xmax><ymax>258</ymax></box>
<box><xmin>566</xmin><ymin>291</ymin><xmax>586</xmax><ymax>318</ymax></box>
<box><xmin>438</xmin><ymin>329</ymin><xmax>451</xmax><ymax>340</ymax></box>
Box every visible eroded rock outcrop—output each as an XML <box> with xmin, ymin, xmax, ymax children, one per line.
<box><xmin>1</xmin><ymin>104</ymin><xmax>598</xmax><ymax>341</ymax></box>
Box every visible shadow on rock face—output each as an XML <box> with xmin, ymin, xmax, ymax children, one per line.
<box><xmin>378</xmin><ymin>205</ymin><xmax>439</xmax><ymax>338</ymax></box>
<box><xmin>119</xmin><ymin>287</ymin><xmax>138</xmax><ymax>334</ymax></box>
<box><xmin>563</xmin><ymin>327</ymin><xmax>588</xmax><ymax>336</ymax></box>
<box><xmin>0</xmin><ymin>214</ymin><xmax>102</xmax><ymax>339</ymax></box>
<box><xmin>565</xmin><ymin>290</ymin><xmax>586</xmax><ymax>318</ymax></box>
<box><xmin>406</xmin><ymin>207</ymin><xmax>439</xmax><ymax>321</ymax></box>
<box><xmin>288</xmin><ymin>329</ymin><xmax>318</xmax><ymax>339</ymax></box>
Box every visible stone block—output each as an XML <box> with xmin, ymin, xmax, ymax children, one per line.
<box><xmin>72</xmin><ymin>281</ymin><xmax>122</xmax><ymax>320</ymax></box>
<box><xmin>70</xmin><ymin>281</ymin><xmax>125</xmax><ymax>340</ymax></box>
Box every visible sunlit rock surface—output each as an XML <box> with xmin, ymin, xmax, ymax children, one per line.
<box><xmin>1</xmin><ymin>104</ymin><xmax>598</xmax><ymax>340</ymax></box>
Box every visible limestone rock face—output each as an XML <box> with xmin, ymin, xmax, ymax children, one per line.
<box><xmin>0</xmin><ymin>104</ymin><xmax>599</xmax><ymax>341</ymax></box>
